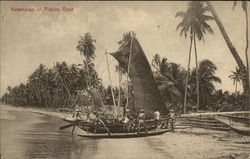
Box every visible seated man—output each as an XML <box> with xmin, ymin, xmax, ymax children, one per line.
<box><xmin>72</xmin><ymin>106</ymin><xmax>82</xmax><ymax>120</ymax></box>
<box><xmin>88</xmin><ymin>111</ymin><xmax>99</xmax><ymax>133</ymax></box>
<box><xmin>137</xmin><ymin>109</ymin><xmax>147</xmax><ymax>135</ymax></box>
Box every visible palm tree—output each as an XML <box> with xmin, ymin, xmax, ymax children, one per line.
<box><xmin>229</xmin><ymin>67</ymin><xmax>244</xmax><ymax>97</ymax></box>
<box><xmin>152</xmin><ymin>53</ymin><xmax>161</xmax><ymax>72</ymax></box>
<box><xmin>190</xmin><ymin>60</ymin><xmax>221</xmax><ymax>110</ymax></box>
<box><xmin>76</xmin><ymin>33</ymin><xmax>96</xmax><ymax>88</ymax></box>
<box><xmin>28</xmin><ymin>64</ymin><xmax>48</xmax><ymax>106</ymax></box>
<box><xmin>205</xmin><ymin>1</ymin><xmax>249</xmax><ymax>100</ymax></box>
<box><xmin>151</xmin><ymin>55</ymin><xmax>186</xmax><ymax>110</ymax></box>
<box><xmin>176</xmin><ymin>1</ymin><xmax>214</xmax><ymax>112</ymax></box>
<box><xmin>233</xmin><ymin>1</ymin><xmax>248</xmax><ymax>73</ymax></box>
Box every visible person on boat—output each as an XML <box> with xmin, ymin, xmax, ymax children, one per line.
<box><xmin>122</xmin><ymin>109</ymin><xmax>132</xmax><ymax>131</ymax></box>
<box><xmin>137</xmin><ymin>109</ymin><xmax>147</xmax><ymax>135</ymax></box>
<box><xmin>154</xmin><ymin>110</ymin><xmax>161</xmax><ymax>128</ymax></box>
<box><xmin>71</xmin><ymin>106</ymin><xmax>82</xmax><ymax>135</ymax></box>
<box><xmin>89</xmin><ymin>111</ymin><xmax>97</xmax><ymax>120</ymax></box>
<box><xmin>72</xmin><ymin>106</ymin><xmax>82</xmax><ymax>120</ymax></box>
<box><xmin>88</xmin><ymin>111</ymin><xmax>99</xmax><ymax>133</ymax></box>
<box><xmin>170</xmin><ymin>109</ymin><xmax>175</xmax><ymax>130</ymax></box>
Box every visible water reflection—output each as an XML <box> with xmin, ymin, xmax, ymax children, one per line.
<box><xmin>21</xmin><ymin>114</ymin><xmax>99</xmax><ymax>159</ymax></box>
<box><xmin>2</xmin><ymin>105</ymin><xmax>248</xmax><ymax>159</ymax></box>
<box><xmin>1</xmin><ymin>107</ymin><xmax>169</xmax><ymax>159</ymax></box>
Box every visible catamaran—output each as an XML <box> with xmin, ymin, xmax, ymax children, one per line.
<box><xmin>60</xmin><ymin>32</ymin><xmax>171</xmax><ymax>138</ymax></box>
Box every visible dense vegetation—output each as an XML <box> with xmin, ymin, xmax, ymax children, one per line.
<box><xmin>2</xmin><ymin>52</ymin><xmax>248</xmax><ymax>113</ymax></box>
<box><xmin>1</xmin><ymin>1</ymin><xmax>249</xmax><ymax>113</ymax></box>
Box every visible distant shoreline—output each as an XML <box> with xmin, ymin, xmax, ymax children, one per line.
<box><xmin>2</xmin><ymin>103</ymin><xmax>249</xmax><ymax>118</ymax></box>
<box><xmin>0</xmin><ymin>104</ymin><xmax>68</xmax><ymax>119</ymax></box>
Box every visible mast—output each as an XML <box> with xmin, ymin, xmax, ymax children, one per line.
<box><xmin>125</xmin><ymin>32</ymin><xmax>134</xmax><ymax>111</ymax></box>
<box><xmin>105</xmin><ymin>50</ymin><xmax>117</xmax><ymax>108</ymax></box>
<box><xmin>118</xmin><ymin>64</ymin><xmax>122</xmax><ymax>108</ymax></box>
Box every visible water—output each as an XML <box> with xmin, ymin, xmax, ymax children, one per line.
<box><xmin>0</xmin><ymin>105</ymin><xmax>171</xmax><ymax>159</ymax></box>
<box><xmin>1</xmin><ymin>105</ymin><xmax>249</xmax><ymax>159</ymax></box>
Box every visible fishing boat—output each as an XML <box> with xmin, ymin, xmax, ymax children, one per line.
<box><xmin>75</xmin><ymin>126</ymin><xmax>169</xmax><ymax>138</ymax></box>
<box><xmin>60</xmin><ymin>32</ymin><xmax>171</xmax><ymax>137</ymax></box>
<box><xmin>214</xmin><ymin>114</ymin><xmax>250</xmax><ymax>136</ymax></box>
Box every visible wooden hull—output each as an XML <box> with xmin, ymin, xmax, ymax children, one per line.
<box><xmin>75</xmin><ymin>127</ymin><xmax>170</xmax><ymax>138</ymax></box>
<box><xmin>214</xmin><ymin>114</ymin><xmax>250</xmax><ymax>136</ymax></box>
<box><xmin>62</xmin><ymin>116</ymin><xmax>168</xmax><ymax>134</ymax></box>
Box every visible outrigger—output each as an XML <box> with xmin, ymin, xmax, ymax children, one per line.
<box><xmin>60</xmin><ymin>32</ymin><xmax>172</xmax><ymax>138</ymax></box>
<box><xmin>214</xmin><ymin>114</ymin><xmax>250</xmax><ymax>136</ymax></box>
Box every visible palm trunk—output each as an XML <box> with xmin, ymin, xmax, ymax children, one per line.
<box><xmin>206</xmin><ymin>1</ymin><xmax>249</xmax><ymax>95</ymax></box>
<box><xmin>60</xmin><ymin>79</ymin><xmax>72</xmax><ymax>107</ymax></box>
<box><xmin>246</xmin><ymin>4</ymin><xmax>250</xmax><ymax>110</ymax></box>
<box><xmin>183</xmin><ymin>31</ymin><xmax>193</xmax><ymax>114</ymax></box>
<box><xmin>85</xmin><ymin>59</ymin><xmax>91</xmax><ymax>89</ymax></box>
<box><xmin>193</xmin><ymin>33</ymin><xmax>200</xmax><ymax>112</ymax></box>
<box><xmin>245</xmin><ymin>3</ymin><xmax>249</xmax><ymax>72</ymax></box>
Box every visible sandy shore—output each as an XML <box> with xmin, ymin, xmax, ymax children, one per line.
<box><xmin>1</xmin><ymin>104</ymin><xmax>250</xmax><ymax>159</ymax></box>
<box><xmin>0</xmin><ymin>104</ymin><xmax>67</xmax><ymax>119</ymax></box>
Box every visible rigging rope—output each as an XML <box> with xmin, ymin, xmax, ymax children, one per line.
<box><xmin>95</xmin><ymin>53</ymin><xmax>106</xmax><ymax>69</ymax></box>
<box><xmin>105</xmin><ymin>51</ymin><xmax>116</xmax><ymax>106</ymax></box>
<box><xmin>99</xmin><ymin>58</ymin><xmax>115</xmax><ymax>76</ymax></box>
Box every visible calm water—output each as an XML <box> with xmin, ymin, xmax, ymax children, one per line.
<box><xmin>0</xmin><ymin>105</ymin><xmax>171</xmax><ymax>159</ymax></box>
<box><xmin>1</xmin><ymin>105</ymin><xmax>249</xmax><ymax>159</ymax></box>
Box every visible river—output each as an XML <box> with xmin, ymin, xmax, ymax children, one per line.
<box><xmin>1</xmin><ymin>104</ymin><xmax>249</xmax><ymax>159</ymax></box>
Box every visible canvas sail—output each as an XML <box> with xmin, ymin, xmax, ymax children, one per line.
<box><xmin>87</xmin><ymin>88</ymin><xmax>105</xmax><ymax>111</ymax></box>
<box><xmin>111</xmin><ymin>35</ymin><xmax>169</xmax><ymax>116</ymax></box>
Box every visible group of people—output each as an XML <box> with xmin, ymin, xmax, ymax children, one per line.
<box><xmin>72</xmin><ymin>106</ymin><xmax>175</xmax><ymax>134</ymax></box>
<box><xmin>121</xmin><ymin>108</ymin><xmax>148</xmax><ymax>134</ymax></box>
<box><xmin>121</xmin><ymin>108</ymin><xmax>175</xmax><ymax>134</ymax></box>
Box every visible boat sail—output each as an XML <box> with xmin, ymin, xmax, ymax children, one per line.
<box><xmin>110</xmin><ymin>32</ymin><xmax>169</xmax><ymax>116</ymax></box>
<box><xmin>61</xmin><ymin>32</ymin><xmax>170</xmax><ymax>137</ymax></box>
<box><xmin>86</xmin><ymin>88</ymin><xmax>105</xmax><ymax>111</ymax></box>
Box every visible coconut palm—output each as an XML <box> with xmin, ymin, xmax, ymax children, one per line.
<box><xmin>233</xmin><ymin>1</ymin><xmax>248</xmax><ymax>72</ymax></box>
<box><xmin>229</xmin><ymin>67</ymin><xmax>244</xmax><ymax>96</ymax></box>
<box><xmin>176</xmin><ymin>1</ymin><xmax>214</xmax><ymax>112</ymax></box>
<box><xmin>190</xmin><ymin>60</ymin><xmax>221</xmax><ymax>110</ymax></box>
<box><xmin>152</xmin><ymin>53</ymin><xmax>161</xmax><ymax>72</ymax></box>
<box><xmin>151</xmin><ymin>55</ymin><xmax>186</xmax><ymax>109</ymax></box>
<box><xmin>205</xmin><ymin>1</ymin><xmax>249</xmax><ymax>100</ymax></box>
<box><xmin>2</xmin><ymin>62</ymin><xmax>94</xmax><ymax>108</ymax></box>
<box><xmin>76</xmin><ymin>33</ymin><xmax>96</xmax><ymax>88</ymax></box>
<box><xmin>28</xmin><ymin>64</ymin><xmax>48</xmax><ymax>106</ymax></box>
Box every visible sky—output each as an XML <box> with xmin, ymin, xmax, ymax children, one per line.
<box><xmin>0</xmin><ymin>1</ymin><xmax>248</xmax><ymax>96</ymax></box>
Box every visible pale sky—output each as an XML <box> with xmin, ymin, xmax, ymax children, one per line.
<box><xmin>0</xmin><ymin>1</ymin><xmax>248</xmax><ymax>96</ymax></box>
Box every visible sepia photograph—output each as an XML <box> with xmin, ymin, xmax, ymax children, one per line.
<box><xmin>0</xmin><ymin>1</ymin><xmax>249</xmax><ymax>159</ymax></box>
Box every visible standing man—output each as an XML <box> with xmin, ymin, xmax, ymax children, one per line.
<box><xmin>154</xmin><ymin>110</ymin><xmax>161</xmax><ymax>128</ymax></box>
<box><xmin>123</xmin><ymin>109</ymin><xmax>131</xmax><ymax>131</ymax></box>
<box><xmin>137</xmin><ymin>109</ymin><xmax>147</xmax><ymax>135</ymax></box>
<box><xmin>170</xmin><ymin>109</ymin><xmax>175</xmax><ymax>131</ymax></box>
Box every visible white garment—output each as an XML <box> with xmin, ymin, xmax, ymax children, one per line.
<box><xmin>154</xmin><ymin>111</ymin><xmax>160</xmax><ymax>120</ymax></box>
<box><xmin>170</xmin><ymin>112</ymin><xmax>175</xmax><ymax>119</ymax></box>
<box><xmin>123</xmin><ymin>117</ymin><xmax>129</xmax><ymax>124</ymax></box>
